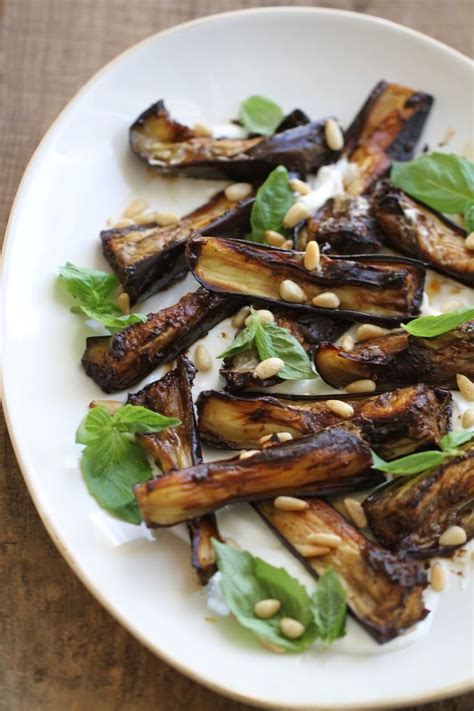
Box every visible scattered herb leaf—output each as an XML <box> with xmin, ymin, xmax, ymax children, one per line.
<box><xmin>464</xmin><ymin>203</ymin><xmax>474</xmax><ymax>233</ymax></box>
<box><xmin>312</xmin><ymin>568</ymin><xmax>347</xmax><ymax>644</ymax></box>
<box><xmin>439</xmin><ymin>430</ymin><xmax>474</xmax><ymax>453</ymax></box>
<box><xmin>249</xmin><ymin>166</ymin><xmax>294</xmax><ymax>243</ymax></box>
<box><xmin>239</xmin><ymin>95</ymin><xmax>284</xmax><ymax>136</ymax></box>
<box><xmin>401</xmin><ymin>307</ymin><xmax>474</xmax><ymax>337</ymax></box>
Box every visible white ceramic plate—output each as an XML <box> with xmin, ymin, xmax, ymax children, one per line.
<box><xmin>2</xmin><ymin>8</ymin><xmax>473</xmax><ymax>709</ymax></box>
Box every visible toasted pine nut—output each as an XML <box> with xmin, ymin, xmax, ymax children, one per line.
<box><xmin>254</xmin><ymin>357</ymin><xmax>284</xmax><ymax>380</ymax></box>
<box><xmin>457</xmin><ymin>373</ymin><xmax>474</xmax><ymax>401</ymax></box>
<box><xmin>341</xmin><ymin>335</ymin><xmax>354</xmax><ymax>352</ymax></box>
<box><xmin>276</xmin><ymin>432</ymin><xmax>293</xmax><ymax>442</ymax></box>
<box><xmin>307</xmin><ymin>532</ymin><xmax>342</xmax><ymax>548</ymax></box>
<box><xmin>134</xmin><ymin>212</ymin><xmax>159</xmax><ymax>225</ymax></box>
<box><xmin>345</xmin><ymin>379</ymin><xmax>376</xmax><ymax>394</ymax></box>
<box><xmin>462</xmin><ymin>409</ymin><xmax>474</xmax><ymax>428</ymax></box>
<box><xmin>239</xmin><ymin>449</ymin><xmax>259</xmax><ymax>460</ymax></box>
<box><xmin>258</xmin><ymin>637</ymin><xmax>285</xmax><ymax>654</ymax></box>
<box><xmin>295</xmin><ymin>544</ymin><xmax>331</xmax><ymax>557</ymax></box>
<box><xmin>245</xmin><ymin>309</ymin><xmax>274</xmax><ymax>326</ymax></box>
<box><xmin>279</xmin><ymin>279</ymin><xmax>306</xmax><ymax>304</ymax></box>
<box><xmin>113</xmin><ymin>218</ymin><xmax>135</xmax><ymax>228</ymax></box>
<box><xmin>312</xmin><ymin>292</ymin><xmax>340</xmax><ymax>309</ymax></box>
<box><xmin>194</xmin><ymin>344</ymin><xmax>212</xmax><ymax>372</ymax></box>
<box><xmin>289</xmin><ymin>178</ymin><xmax>312</xmax><ymax>195</ymax></box>
<box><xmin>193</xmin><ymin>121</ymin><xmax>213</xmax><ymax>137</ymax></box>
<box><xmin>440</xmin><ymin>299</ymin><xmax>465</xmax><ymax>313</ymax></box>
<box><xmin>274</xmin><ymin>496</ymin><xmax>309</xmax><ymax>512</ymax></box>
<box><xmin>264</xmin><ymin>230</ymin><xmax>285</xmax><ymax>247</ymax></box>
<box><xmin>259</xmin><ymin>433</ymin><xmax>274</xmax><ymax>444</ymax></box>
<box><xmin>325</xmin><ymin>399</ymin><xmax>354</xmax><ymax>419</ymax></box>
<box><xmin>254</xmin><ymin>599</ymin><xmax>281</xmax><ymax>619</ymax></box>
<box><xmin>123</xmin><ymin>198</ymin><xmax>149</xmax><ymax>218</ymax></box>
<box><xmin>90</xmin><ymin>399</ymin><xmax>122</xmax><ymax>413</ymax></box>
<box><xmin>283</xmin><ymin>202</ymin><xmax>311</xmax><ymax>228</ymax></box>
<box><xmin>439</xmin><ymin>525</ymin><xmax>467</xmax><ymax>546</ymax></box>
<box><xmin>344</xmin><ymin>497</ymin><xmax>368</xmax><ymax>528</ymax></box>
<box><xmin>430</xmin><ymin>562</ymin><xmax>446</xmax><ymax>592</ymax></box>
<box><xmin>224</xmin><ymin>182</ymin><xmax>253</xmax><ymax>202</ymax></box>
<box><xmin>117</xmin><ymin>292</ymin><xmax>130</xmax><ymax>315</ymax></box>
<box><xmin>281</xmin><ymin>239</ymin><xmax>294</xmax><ymax>250</ymax></box>
<box><xmin>324</xmin><ymin>119</ymin><xmax>344</xmax><ymax>151</ymax></box>
<box><xmin>356</xmin><ymin>324</ymin><xmax>386</xmax><ymax>340</ymax></box>
<box><xmin>304</xmin><ymin>241</ymin><xmax>320</xmax><ymax>271</ymax></box>
<box><xmin>465</xmin><ymin>233</ymin><xmax>474</xmax><ymax>251</ymax></box>
<box><xmin>280</xmin><ymin>617</ymin><xmax>305</xmax><ymax>639</ymax></box>
<box><xmin>232</xmin><ymin>306</ymin><xmax>251</xmax><ymax>328</ymax></box>
<box><xmin>154</xmin><ymin>211</ymin><xmax>179</xmax><ymax>226</ymax></box>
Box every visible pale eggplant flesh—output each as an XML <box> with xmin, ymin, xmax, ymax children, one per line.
<box><xmin>128</xmin><ymin>356</ymin><xmax>221</xmax><ymax>584</ymax></box>
<box><xmin>364</xmin><ymin>441</ymin><xmax>474</xmax><ymax>558</ymax></box>
<box><xmin>315</xmin><ymin>321</ymin><xmax>474</xmax><ymax>391</ymax></box>
<box><xmin>134</xmin><ymin>424</ymin><xmax>382</xmax><ymax>527</ymax></box>
<box><xmin>256</xmin><ymin>498</ymin><xmax>428</xmax><ymax>644</ymax></box>
<box><xmin>196</xmin><ymin>384</ymin><xmax>451</xmax><ymax>460</ymax></box>
<box><xmin>186</xmin><ymin>235</ymin><xmax>426</xmax><ymax>326</ymax></box>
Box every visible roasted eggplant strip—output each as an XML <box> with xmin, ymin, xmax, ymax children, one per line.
<box><xmin>372</xmin><ymin>183</ymin><xmax>474</xmax><ymax>287</ymax></box>
<box><xmin>186</xmin><ymin>235</ymin><xmax>425</xmax><ymax>325</ymax></box>
<box><xmin>315</xmin><ymin>321</ymin><xmax>474</xmax><ymax>391</ymax></box>
<box><xmin>128</xmin><ymin>357</ymin><xmax>220</xmax><ymax>584</ymax></box>
<box><xmin>102</xmin><ymin>192</ymin><xmax>254</xmax><ymax>304</ymax></box>
<box><xmin>364</xmin><ymin>441</ymin><xmax>474</xmax><ymax>557</ymax></box>
<box><xmin>197</xmin><ymin>384</ymin><xmax>451</xmax><ymax>459</ymax></box>
<box><xmin>130</xmin><ymin>100</ymin><xmax>338</xmax><ymax>180</ymax></box>
<box><xmin>256</xmin><ymin>498</ymin><xmax>428</xmax><ymax>643</ymax></box>
<box><xmin>134</xmin><ymin>424</ymin><xmax>381</xmax><ymax>527</ymax></box>
<box><xmin>82</xmin><ymin>287</ymin><xmax>241</xmax><ymax>392</ymax></box>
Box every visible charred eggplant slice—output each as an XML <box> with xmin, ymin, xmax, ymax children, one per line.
<box><xmin>128</xmin><ymin>356</ymin><xmax>220</xmax><ymax>583</ymax></box>
<box><xmin>197</xmin><ymin>384</ymin><xmax>451</xmax><ymax>459</ymax></box>
<box><xmin>315</xmin><ymin>322</ymin><xmax>474</xmax><ymax>391</ymax></box>
<box><xmin>372</xmin><ymin>183</ymin><xmax>474</xmax><ymax>287</ymax></box>
<box><xmin>364</xmin><ymin>441</ymin><xmax>474</xmax><ymax>557</ymax></box>
<box><xmin>135</xmin><ymin>424</ymin><xmax>380</xmax><ymax>526</ymax></box>
<box><xmin>82</xmin><ymin>287</ymin><xmax>241</xmax><ymax>392</ymax></box>
<box><xmin>256</xmin><ymin>498</ymin><xmax>428</xmax><ymax>643</ymax></box>
<box><xmin>130</xmin><ymin>100</ymin><xmax>338</xmax><ymax>180</ymax></box>
<box><xmin>102</xmin><ymin>192</ymin><xmax>254</xmax><ymax>304</ymax></box>
<box><xmin>186</xmin><ymin>235</ymin><xmax>425</xmax><ymax>325</ymax></box>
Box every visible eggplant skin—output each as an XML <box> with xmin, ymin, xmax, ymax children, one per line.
<box><xmin>364</xmin><ymin>441</ymin><xmax>474</xmax><ymax>558</ymax></box>
<box><xmin>186</xmin><ymin>235</ymin><xmax>425</xmax><ymax>325</ymax></box>
<box><xmin>372</xmin><ymin>182</ymin><xmax>473</xmax><ymax>287</ymax></box>
<box><xmin>101</xmin><ymin>191</ymin><xmax>254</xmax><ymax>304</ymax></box>
<box><xmin>134</xmin><ymin>424</ymin><xmax>380</xmax><ymax>527</ymax></box>
<box><xmin>315</xmin><ymin>321</ymin><xmax>474</xmax><ymax>391</ymax></box>
<box><xmin>129</xmin><ymin>100</ymin><xmax>337</xmax><ymax>180</ymax></box>
<box><xmin>196</xmin><ymin>384</ymin><xmax>451</xmax><ymax>460</ymax></box>
<box><xmin>256</xmin><ymin>498</ymin><xmax>428</xmax><ymax>644</ymax></box>
<box><xmin>82</xmin><ymin>287</ymin><xmax>241</xmax><ymax>393</ymax></box>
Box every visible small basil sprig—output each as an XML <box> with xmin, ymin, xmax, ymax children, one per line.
<box><xmin>402</xmin><ymin>306</ymin><xmax>474</xmax><ymax>337</ymax></box>
<box><xmin>59</xmin><ymin>263</ymin><xmax>146</xmax><ymax>334</ymax></box>
<box><xmin>391</xmin><ymin>152</ymin><xmax>474</xmax><ymax>231</ymax></box>
<box><xmin>219</xmin><ymin>308</ymin><xmax>316</xmax><ymax>380</ymax></box>
<box><xmin>239</xmin><ymin>95</ymin><xmax>284</xmax><ymax>136</ymax></box>
<box><xmin>76</xmin><ymin>404</ymin><xmax>180</xmax><ymax>524</ymax></box>
<box><xmin>212</xmin><ymin>541</ymin><xmax>347</xmax><ymax>653</ymax></box>
<box><xmin>249</xmin><ymin>166</ymin><xmax>294</xmax><ymax>243</ymax></box>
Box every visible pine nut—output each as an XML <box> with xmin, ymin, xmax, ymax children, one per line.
<box><xmin>276</xmin><ymin>432</ymin><xmax>293</xmax><ymax>442</ymax></box>
<box><xmin>117</xmin><ymin>292</ymin><xmax>130</xmax><ymax>315</ymax></box>
<box><xmin>307</xmin><ymin>532</ymin><xmax>342</xmax><ymax>548</ymax></box>
<box><xmin>439</xmin><ymin>525</ymin><xmax>467</xmax><ymax>546</ymax></box>
<box><xmin>259</xmin><ymin>433</ymin><xmax>274</xmax><ymax>444</ymax></box>
<box><xmin>280</xmin><ymin>617</ymin><xmax>305</xmax><ymax>639</ymax></box>
<box><xmin>90</xmin><ymin>399</ymin><xmax>122</xmax><ymax>413</ymax></box>
<box><xmin>254</xmin><ymin>599</ymin><xmax>281</xmax><ymax>619</ymax></box>
<box><xmin>324</xmin><ymin>118</ymin><xmax>344</xmax><ymax>151</ymax></box>
<box><xmin>440</xmin><ymin>299</ymin><xmax>465</xmax><ymax>313</ymax></box>
<box><xmin>281</xmin><ymin>239</ymin><xmax>294</xmax><ymax>250</ymax></box>
<box><xmin>289</xmin><ymin>178</ymin><xmax>312</xmax><ymax>195</ymax></box>
<box><xmin>345</xmin><ymin>379</ymin><xmax>376</xmax><ymax>394</ymax></box>
<box><xmin>430</xmin><ymin>562</ymin><xmax>446</xmax><ymax>592</ymax></box>
<box><xmin>356</xmin><ymin>324</ymin><xmax>386</xmax><ymax>340</ymax></box>
<box><xmin>254</xmin><ymin>357</ymin><xmax>284</xmax><ymax>380</ymax></box>
<box><xmin>274</xmin><ymin>496</ymin><xmax>309</xmax><ymax>512</ymax></box>
<box><xmin>224</xmin><ymin>182</ymin><xmax>253</xmax><ymax>202</ymax></box>
<box><xmin>154</xmin><ymin>211</ymin><xmax>179</xmax><ymax>226</ymax></box>
<box><xmin>462</xmin><ymin>409</ymin><xmax>474</xmax><ymax>428</ymax></box>
<box><xmin>113</xmin><ymin>218</ymin><xmax>134</xmax><ymax>228</ymax></box>
<box><xmin>279</xmin><ymin>279</ymin><xmax>306</xmax><ymax>304</ymax></box>
<box><xmin>457</xmin><ymin>374</ymin><xmax>474</xmax><ymax>401</ymax></box>
<box><xmin>283</xmin><ymin>202</ymin><xmax>311</xmax><ymax>228</ymax></box>
<box><xmin>325</xmin><ymin>399</ymin><xmax>354</xmax><ymax>418</ymax></box>
<box><xmin>341</xmin><ymin>335</ymin><xmax>354</xmax><ymax>352</ymax></box>
<box><xmin>344</xmin><ymin>497</ymin><xmax>368</xmax><ymax>528</ymax></box>
<box><xmin>194</xmin><ymin>344</ymin><xmax>212</xmax><ymax>372</ymax></box>
<box><xmin>245</xmin><ymin>309</ymin><xmax>274</xmax><ymax>326</ymax></box>
<box><xmin>304</xmin><ymin>241</ymin><xmax>320</xmax><ymax>271</ymax></box>
<box><xmin>295</xmin><ymin>544</ymin><xmax>331</xmax><ymax>557</ymax></box>
<box><xmin>232</xmin><ymin>306</ymin><xmax>251</xmax><ymax>329</ymax></box>
<box><xmin>239</xmin><ymin>449</ymin><xmax>259</xmax><ymax>460</ymax></box>
<box><xmin>193</xmin><ymin>121</ymin><xmax>213</xmax><ymax>137</ymax></box>
<box><xmin>258</xmin><ymin>637</ymin><xmax>285</xmax><ymax>654</ymax></box>
<box><xmin>312</xmin><ymin>292</ymin><xmax>340</xmax><ymax>309</ymax></box>
<box><xmin>264</xmin><ymin>230</ymin><xmax>285</xmax><ymax>247</ymax></box>
<box><xmin>134</xmin><ymin>212</ymin><xmax>159</xmax><ymax>225</ymax></box>
<box><xmin>123</xmin><ymin>198</ymin><xmax>148</xmax><ymax>218</ymax></box>
<box><xmin>465</xmin><ymin>233</ymin><xmax>474</xmax><ymax>251</ymax></box>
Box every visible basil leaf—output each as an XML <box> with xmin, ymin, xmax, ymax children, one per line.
<box><xmin>218</xmin><ymin>317</ymin><xmax>258</xmax><ymax>358</ymax></box>
<box><xmin>391</xmin><ymin>153</ymin><xmax>474</xmax><ymax>215</ymax></box>
<box><xmin>249</xmin><ymin>166</ymin><xmax>294</xmax><ymax>243</ymax></box>
<box><xmin>401</xmin><ymin>307</ymin><xmax>474</xmax><ymax>337</ymax></box>
<box><xmin>239</xmin><ymin>95</ymin><xmax>284</xmax><ymax>136</ymax></box>
<box><xmin>371</xmin><ymin>450</ymin><xmax>447</xmax><ymax>475</ymax></box>
<box><xmin>312</xmin><ymin>568</ymin><xmax>347</xmax><ymax>644</ymax></box>
<box><xmin>255</xmin><ymin>321</ymin><xmax>317</xmax><ymax>380</ymax></box>
<box><xmin>370</xmin><ymin>449</ymin><xmax>387</xmax><ymax>470</ymax></box>
<box><xmin>112</xmin><ymin>404</ymin><xmax>181</xmax><ymax>433</ymax></box>
<box><xmin>76</xmin><ymin>406</ymin><xmax>113</xmax><ymax>445</ymax></box>
<box><xmin>79</xmin><ymin>305</ymin><xmax>147</xmax><ymax>334</ymax></box>
<box><xmin>439</xmin><ymin>430</ymin><xmax>474</xmax><ymax>452</ymax></box>
<box><xmin>464</xmin><ymin>204</ymin><xmax>474</xmax><ymax>233</ymax></box>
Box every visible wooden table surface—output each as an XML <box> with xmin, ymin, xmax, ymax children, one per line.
<box><xmin>1</xmin><ymin>1</ymin><xmax>473</xmax><ymax>709</ymax></box>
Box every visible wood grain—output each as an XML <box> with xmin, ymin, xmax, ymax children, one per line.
<box><xmin>1</xmin><ymin>1</ymin><xmax>473</xmax><ymax>709</ymax></box>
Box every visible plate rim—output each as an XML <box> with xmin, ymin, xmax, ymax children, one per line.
<box><xmin>1</xmin><ymin>6</ymin><xmax>473</xmax><ymax>709</ymax></box>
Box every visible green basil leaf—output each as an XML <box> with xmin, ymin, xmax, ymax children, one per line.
<box><xmin>218</xmin><ymin>317</ymin><xmax>258</xmax><ymax>358</ymax></box>
<box><xmin>239</xmin><ymin>95</ymin><xmax>284</xmax><ymax>136</ymax></box>
<box><xmin>249</xmin><ymin>166</ymin><xmax>294</xmax><ymax>243</ymax></box>
<box><xmin>255</xmin><ymin>321</ymin><xmax>316</xmax><ymax>380</ymax></box>
<box><xmin>464</xmin><ymin>204</ymin><xmax>474</xmax><ymax>233</ymax></box>
<box><xmin>391</xmin><ymin>153</ymin><xmax>474</xmax><ymax>214</ymax></box>
<box><xmin>78</xmin><ymin>305</ymin><xmax>147</xmax><ymax>333</ymax></box>
<box><xmin>371</xmin><ymin>449</ymin><xmax>447</xmax><ymax>475</ymax></box>
<box><xmin>112</xmin><ymin>404</ymin><xmax>181</xmax><ymax>433</ymax></box>
<box><xmin>370</xmin><ymin>449</ymin><xmax>388</xmax><ymax>470</ymax></box>
<box><xmin>401</xmin><ymin>307</ymin><xmax>474</xmax><ymax>337</ymax></box>
<box><xmin>439</xmin><ymin>430</ymin><xmax>474</xmax><ymax>452</ymax></box>
<box><xmin>312</xmin><ymin>568</ymin><xmax>347</xmax><ymax>644</ymax></box>
<box><xmin>76</xmin><ymin>406</ymin><xmax>113</xmax><ymax>445</ymax></box>
<box><xmin>59</xmin><ymin>262</ymin><xmax>119</xmax><ymax>305</ymax></box>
